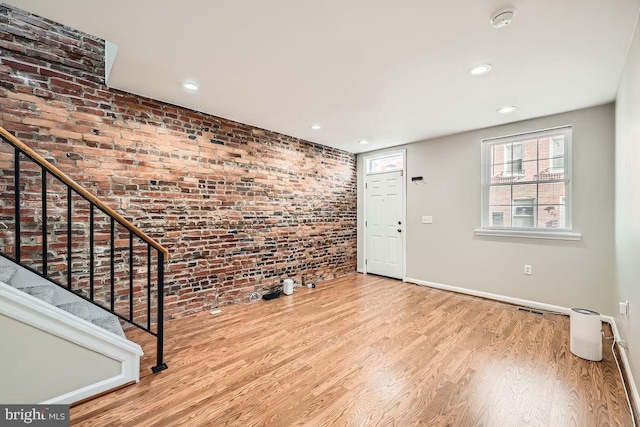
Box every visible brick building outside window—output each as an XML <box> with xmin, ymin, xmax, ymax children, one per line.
<box><xmin>481</xmin><ymin>126</ymin><xmax>572</xmax><ymax>231</ymax></box>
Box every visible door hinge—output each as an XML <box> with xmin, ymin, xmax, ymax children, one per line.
<box><xmin>400</xmin><ymin>170</ymin><xmax>403</xmax><ymax>176</ymax></box>
<box><xmin>365</xmin><ymin>259</ymin><xmax>367</xmax><ymax>265</ymax></box>
<box><xmin>365</xmin><ymin>182</ymin><xmax>368</xmax><ymax>189</ymax></box>
<box><xmin>365</xmin><ymin>221</ymin><xmax>367</xmax><ymax>227</ymax></box>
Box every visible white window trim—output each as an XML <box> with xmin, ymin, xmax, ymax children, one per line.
<box><xmin>365</xmin><ymin>150</ymin><xmax>405</xmax><ymax>175</ymax></box>
<box><xmin>474</xmin><ymin>228</ymin><xmax>582</xmax><ymax>240</ymax></box>
<box><xmin>479</xmin><ymin>125</ymin><xmax>579</xmax><ymax>240</ymax></box>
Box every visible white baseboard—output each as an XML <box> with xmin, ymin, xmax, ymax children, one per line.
<box><xmin>404</xmin><ymin>277</ymin><xmax>571</xmax><ymax>315</ymax></box>
<box><xmin>357</xmin><ymin>268</ymin><xmax>364</xmax><ymax>273</ymax></box>
<box><xmin>41</xmin><ymin>374</ymin><xmax>133</xmax><ymax>405</ymax></box>
<box><xmin>602</xmin><ymin>315</ymin><xmax>640</xmax><ymax>422</ymax></box>
<box><xmin>404</xmin><ymin>276</ymin><xmax>639</xmax><ymax>423</ymax></box>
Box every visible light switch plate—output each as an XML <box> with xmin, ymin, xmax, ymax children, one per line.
<box><xmin>619</xmin><ymin>301</ymin><xmax>629</xmax><ymax>316</ymax></box>
<box><xmin>422</xmin><ymin>216</ymin><xmax>433</xmax><ymax>224</ymax></box>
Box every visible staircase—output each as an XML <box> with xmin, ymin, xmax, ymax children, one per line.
<box><xmin>0</xmin><ymin>262</ymin><xmax>126</xmax><ymax>338</ymax></box>
<box><xmin>0</xmin><ymin>125</ymin><xmax>169</xmax><ymax>403</ymax></box>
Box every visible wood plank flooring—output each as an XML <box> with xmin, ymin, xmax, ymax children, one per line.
<box><xmin>71</xmin><ymin>274</ymin><xmax>633</xmax><ymax>426</ymax></box>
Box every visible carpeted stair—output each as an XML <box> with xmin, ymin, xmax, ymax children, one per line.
<box><xmin>0</xmin><ymin>264</ymin><xmax>126</xmax><ymax>339</ymax></box>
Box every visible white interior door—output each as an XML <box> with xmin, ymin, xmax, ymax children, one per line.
<box><xmin>366</xmin><ymin>170</ymin><xmax>404</xmax><ymax>279</ymax></box>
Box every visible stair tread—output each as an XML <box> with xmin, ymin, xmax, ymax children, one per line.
<box><xmin>0</xmin><ymin>265</ymin><xmax>17</xmax><ymax>284</ymax></box>
<box><xmin>1</xmin><ymin>264</ymin><xmax>127</xmax><ymax>339</ymax></box>
<box><xmin>56</xmin><ymin>301</ymin><xmax>92</xmax><ymax>322</ymax></box>
<box><xmin>92</xmin><ymin>315</ymin><xmax>126</xmax><ymax>339</ymax></box>
<box><xmin>21</xmin><ymin>284</ymin><xmax>56</xmax><ymax>305</ymax></box>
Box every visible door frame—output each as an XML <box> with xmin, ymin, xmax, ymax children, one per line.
<box><xmin>362</xmin><ymin>149</ymin><xmax>407</xmax><ymax>279</ymax></box>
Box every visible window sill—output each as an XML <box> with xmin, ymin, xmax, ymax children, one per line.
<box><xmin>474</xmin><ymin>229</ymin><xmax>582</xmax><ymax>241</ymax></box>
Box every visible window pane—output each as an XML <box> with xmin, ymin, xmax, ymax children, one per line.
<box><xmin>538</xmin><ymin>182</ymin><xmax>566</xmax><ymax>205</ymax></box>
<box><xmin>367</xmin><ymin>153</ymin><xmax>403</xmax><ymax>173</ymax></box>
<box><xmin>504</xmin><ymin>143</ymin><xmax>523</xmax><ymax>174</ymax></box>
<box><xmin>513</xmin><ymin>198</ymin><xmax>535</xmax><ymax>228</ymax></box>
<box><xmin>538</xmin><ymin>205</ymin><xmax>565</xmax><ymax>229</ymax></box>
<box><xmin>489</xmin><ymin>207</ymin><xmax>512</xmax><ymax>227</ymax></box>
<box><xmin>490</xmin><ymin>139</ymin><xmax>538</xmax><ymax>181</ymax></box>
<box><xmin>551</xmin><ymin>139</ymin><xmax>564</xmax><ymax>171</ymax></box>
<box><xmin>539</xmin><ymin>136</ymin><xmax>565</xmax><ymax>174</ymax></box>
<box><xmin>536</xmin><ymin>168</ymin><xmax>564</xmax><ymax>182</ymax></box>
<box><xmin>491</xmin><ymin>144</ymin><xmax>507</xmax><ymax>170</ymax></box>
<box><xmin>489</xmin><ymin>186</ymin><xmax>511</xmax><ymax>206</ymax></box>
<box><xmin>520</xmin><ymin>138</ymin><xmax>538</xmax><ymax>162</ymax></box>
<box><xmin>520</xmin><ymin>160</ymin><xmax>538</xmax><ymax>181</ymax></box>
<box><xmin>512</xmin><ymin>184</ymin><xmax>537</xmax><ymax>200</ymax></box>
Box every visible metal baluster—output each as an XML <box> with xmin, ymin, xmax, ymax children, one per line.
<box><xmin>67</xmin><ymin>187</ymin><xmax>72</xmax><ymax>289</ymax></box>
<box><xmin>152</xmin><ymin>251</ymin><xmax>167</xmax><ymax>373</ymax></box>
<box><xmin>41</xmin><ymin>168</ymin><xmax>47</xmax><ymax>275</ymax></box>
<box><xmin>147</xmin><ymin>245</ymin><xmax>151</xmax><ymax>329</ymax></box>
<box><xmin>14</xmin><ymin>148</ymin><xmax>20</xmax><ymax>262</ymax></box>
<box><xmin>129</xmin><ymin>232</ymin><xmax>133</xmax><ymax>321</ymax></box>
<box><xmin>110</xmin><ymin>217</ymin><xmax>115</xmax><ymax>312</ymax></box>
<box><xmin>89</xmin><ymin>204</ymin><xmax>94</xmax><ymax>300</ymax></box>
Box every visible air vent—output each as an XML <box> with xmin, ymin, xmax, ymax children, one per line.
<box><xmin>518</xmin><ymin>307</ymin><xmax>544</xmax><ymax>316</ymax></box>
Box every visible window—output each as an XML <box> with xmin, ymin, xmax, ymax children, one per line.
<box><xmin>512</xmin><ymin>198</ymin><xmax>535</xmax><ymax>227</ymax></box>
<box><xmin>481</xmin><ymin>126</ymin><xmax>572</xmax><ymax>233</ymax></box>
<box><xmin>366</xmin><ymin>152</ymin><xmax>404</xmax><ymax>174</ymax></box>
<box><xmin>549</xmin><ymin>137</ymin><xmax>564</xmax><ymax>173</ymax></box>
<box><xmin>504</xmin><ymin>143</ymin><xmax>523</xmax><ymax>175</ymax></box>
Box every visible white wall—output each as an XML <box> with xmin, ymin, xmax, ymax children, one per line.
<box><xmin>358</xmin><ymin>104</ymin><xmax>616</xmax><ymax>314</ymax></box>
<box><xmin>0</xmin><ymin>314</ymin><xmax>121</xmax><ymax>403</ymax></box>
<box><xmin>615</xmin><ymin>13</ymin><xmax>640</xmax><ymax>399</ymax></box>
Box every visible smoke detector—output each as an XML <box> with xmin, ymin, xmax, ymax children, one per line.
<box><xmin>490</xmin><ymin>8</ymin><xmax>516</xmax><ymax>29</ymax></box>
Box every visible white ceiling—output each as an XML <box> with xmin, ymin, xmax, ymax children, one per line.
<box><xmin>6</xmin><ymin>0</ymin><xmax>640</xmax><ymax>153</ymax></box>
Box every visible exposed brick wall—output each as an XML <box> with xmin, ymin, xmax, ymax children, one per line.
<box><xmin>0</xmin><ymin>5</ymin><xmax>357</xmax><ymax>319</ymax></box>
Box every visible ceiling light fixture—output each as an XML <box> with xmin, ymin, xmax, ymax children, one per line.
<box><xmin>359</xmin><ymin>140</ymin><xmax>369</xmax><ymax>145</ymax></box>
<box><xmin>490</xmin><ymin>8</ymin><xmax>516</xmax><ymax>29</ymax></box>
<box><xmin>310</xmin><ymin>124</ymin><xmax>321</xmax><ymax>130</ymax></box>
<box><xmin>182</xmin><ymin>81</ymin><xmax>199</xmax><ymax>92</ymax></box>
<box><xmin>469</xmin><ymin>64</ymin><xmax>492</xmax><ymax>76</ymax></box>
<box><xmin>497</xmin><ymin>105</ymin><xmax>517</xmax><ymax>114</ymax></box>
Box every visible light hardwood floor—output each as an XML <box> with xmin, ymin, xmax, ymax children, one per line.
<box><xmin>71</xmin><ymin>274</ymin><xmax>633</xmax><ymax>426</ymax></box>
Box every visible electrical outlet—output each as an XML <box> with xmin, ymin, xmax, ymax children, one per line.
<box><xmin>524</xmin><ymin>265</ymin><xmax>532</xmax><ymax>275</ymax></box>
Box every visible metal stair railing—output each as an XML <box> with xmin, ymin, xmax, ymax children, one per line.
<box><xmin>0</xmin><ymin>125</ymin><xmax>168</xmax><ymax>373</ymax></box>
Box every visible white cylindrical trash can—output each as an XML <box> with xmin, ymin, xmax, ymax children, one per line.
<box><xmin>283</xmin><ymin>279</ymin><xmax>294</xmax><ymax>295</ymax></box>
<box><xmin>570</xmin><ymin>308</ymin><xmax>602</xmax><ymax>361</ymax></box>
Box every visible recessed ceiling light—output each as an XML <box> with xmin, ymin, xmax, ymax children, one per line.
<box><xmin>490</xmin><ymin>8</ymin><xmax>516</xmax><ymax>29</ymax></box>
<box><xmin>497</xmin><ymin>105</ymin><xmax>517</xmax><ymax>114</ymax></box>
<box><xmin>182</xmin><ymin>81</ymin><xmax>199</xmax><ymax>92</ymax></box>
<box><xmin>359</xmin><ymin>140</ymin><xmax>369</xmax><ymax>145</ymax></box>
<box><xmin>310</xmin><ymin>124</ymin><xmax>321</xmax><ymax>130</ymax></box>
<box><xmin>469</xmin><ymin>64</ymin><xmax>492</xmax><ymax>76</ymax></box>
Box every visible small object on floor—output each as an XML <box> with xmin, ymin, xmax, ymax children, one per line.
<box><xmin>308</xmin><ymin>283</ymin><xmax>315</xmax><ymax>288</ymax></box>
<box><xmin>263</xmin><ymin>285</ymin><xmax>283</xmax><ymax>300</ymax></box>
<box><xmin>263</xmin><ymin>290</ymin><xmax>282</xmax><ymax>300</ymax></box>
<box><xmin>283</xmin><ymin>278</ymin><xmax>294</xmax><ymax>295</ymax></box>
<box><xmin>210</xmin><ymin>309</ymin><xmax>222</xmax><ymax>315</ymax></box>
